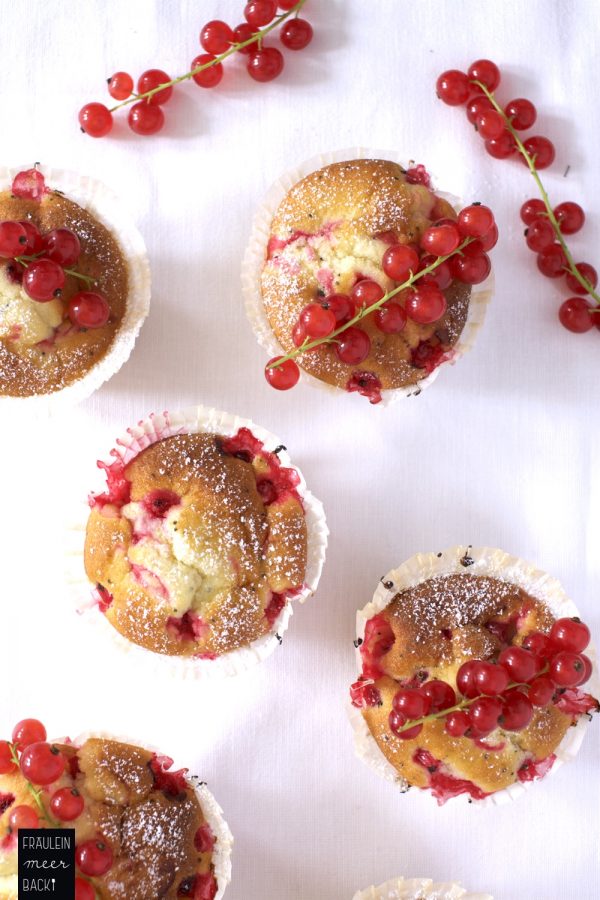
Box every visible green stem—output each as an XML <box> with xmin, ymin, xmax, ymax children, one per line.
<box><xmin>472</xmin><ymin>80</ymin><xmax>600</xmax><ymax>307</ymax></box>
<box><xmin>64</xmin><ymin>267</ymin><xmax>96</xmax><ymax>287</ymax></box>
<box><xmin>268</xmin><ymin>238</ymin><xmax>474</xmax><ymax>370</ymax></box>
<box><xmin>109</xmin><ymin>0</ymin><xmax>308</xmax><ymax>112</ymax></box>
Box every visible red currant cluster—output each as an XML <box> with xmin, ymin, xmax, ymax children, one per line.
<box><xmin>265</xmin><ymin>202</ymin><xmax>498</xmax><ymax>391</ymax></box>
<box><xmin>352</xmin><ymin>616</ymin><xmax>597</xmax><ymax>744</ymax></box>
<box><xmin>78</xmin><ymin>1</ymin><xmax>312</xmax><ymax>138</ymax></box>
<box><xmin>0</xmin><ymin>186</ymin><xmax>110</xmax><ymax>330</ymax></box>
<box><xmin>436</xmin><ymin>58</ymin><xmax>600</xmax><ymax>335</ymax></box>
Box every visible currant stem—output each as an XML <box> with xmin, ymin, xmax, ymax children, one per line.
<box><xmin>472</xmin><ymin>80</ymin><xmax>600</xmax><ymax>307</ymax></box>
<box><xmin>268</xmin><ymin>238</ymin><xmax>474</xmax><ymax>370</ymax></box>
<box><xmin>8</xmin><ymin>743</ymin><xmax>57</xmax><ymax>827</ymax></box>
<box><xmin>64</xmin><ymin>268</ymin><xmax>96</xmax><ymax>287</ymax></box>
<box><xmin>109</xmin><ymin>0</ymin><xmax>308</xmax><ymax>112</ymax></box>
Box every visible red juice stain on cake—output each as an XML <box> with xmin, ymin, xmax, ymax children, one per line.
<box><xmin>131</xmin><ymin>564</ymin><xmax>169</xmax><ymax>601</ymax></box>
<box><xmin>177</xmin><ymin>873</ymin><xmax>218</xmax><ymax>900</ymax></box>
<box><xmin>166</xmin><ymin>611</ymin><xmax>207</xmax><ymax>642</ymax></box>
<box><xmin>374</xmin><ymin>230</ymin><xmax>398</xmax><ymax>245</ymax></box>
<box><xmin>484</xmin><ymin>614</ymin><xmax>518</xmax><ymax>645</ymax></box>
<box><xmin>1</xmin><ymin>832</ymin><xmax>17</xmax><ymax>851</ymax></box>
<box><xmin>405</xmin><ymin>164</ymin><xmax>431</xmax><ymax>187</ymax></box>
<box><xmin>264</xmin><ymin>592</ymin><xmax>286</xmax><ymax>626</ymax></box>
<box><xmin>91</xmin><ymin>456</ymin><xmax>131</xmax><ymax>510</ymax></box>
<box><xmin>555</xmin><ymin>689</ymin><xmax>600</xmax><ymax>717</ymax></box>
<box><xmin>346</xmin><ymin>372</ymin><xmax>382</xmax><ymax>404</ymax></box>
<box><xmin>349</xmin><ymin>678</ymin><xmax>382</xmax><ymax>708</ymax></box>
<box><xmin>517</xmin><ymin>753</ymin><xmax>556</xmax><ymax>783</ymax></box>
<box><xmin>473</xmin><ymin>737</ymin><xmax>506</xmax><ymax>752</ymax></box>
<box><xmin>412</xmin><ymin>749</ymin><xmax>490</xmax><ymax>805</ymax></box>
<box><xmin>266</xmin><ymin>222</ymin><xmax>340</xmax><ymax>260</ymax></box>
<box><xmin>149</xmin><ymin>754</ymin><xmax>189</xmax><ymax>798</ymax></box>
<box><xmin>11</xmin><ymin>167</ymin><xmax>48</xmax><ymax>201</ymax></box>
<box><xmin>220</xmin><ymin>428</ymin><xmax>302</xmax><ymax>507</ymax></box>
<box><xmin>411</xmin><ymin>340</ymin><xmax>450</xmax><ymax>374</ymax></box>
<box><xmin>94</xmin><ymin>584</ymin><xmax>113</xmax><ymax>612</ymax></box>
<box><xmin>360</xmin><ymin>614</ymin><xmax>395</xmax><ymax>679</ymax></box>
<box><xmin>0</xmin><ymin>792</ymin><xmax>15</xmax><ymax>816</ymax></box>
<box><xmin>194</xmin><ymin>823</ymin><xmax>215</xmax><ymax>854</ymax></box>
<box><xmin>142</xmin><ymin>489</ymin><xmax>180</xmax><ymax>518</ymax></box>
<box><xmin>68</xmin><ymin>753</ymin><xmax>81</xmax><ymax>780</ymax></box>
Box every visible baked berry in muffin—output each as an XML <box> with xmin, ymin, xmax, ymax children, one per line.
<box><xmin>351</xmin><ymin>548</ymin><xmax>599</xmax><ymax>804</ymax></box>
<box><xmin>84</xmin><ymin>423</ymin><xmax>310</xmax><ymax>659</ymax></box>
<box><xmin>353</xmin><ymin>876</ymin><xmax>492</xmax><ymax>900</ymax></box>
<box><xmin>0</xmin><ymin>166</ymin><xmax>147</xmax><ymax>398</ymax></box>
<box><xmin>0</xmin><ymin>721</ymin><xmax>231</xmax><ymax>900</ymax></box>
<box><xmin>259</xmin><ymin>158</ymin><xmax>494</xmax><ymax>402</ymax></box>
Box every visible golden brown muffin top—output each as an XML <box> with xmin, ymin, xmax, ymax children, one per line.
<box><xmin>355</xmin><ymin>574</ymin><xmax>591</xmax><ymax>801</ymax></box>
<box><xmin>261</xmin><ymin>159</ymin><xmax>471</xmax><ymax>398</ymax></box>
<box><xmin>84</xmin><ymin>429</ymin><xmax>308</xmax><ymax>657</ymax></box>
<box><xmin>0</xmin><ymin>738</ymin><xmax>217</xmax><ymax>900</ymax></box>
<box><xmin>0</xmin><ymin>188</ymin><xmax>127</xmax><ymax>397</ymax></box>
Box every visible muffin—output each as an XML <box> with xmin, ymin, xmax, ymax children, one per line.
<box><xmin>81</xmin><ymin>408</ymin><xmax>327</xmax><ymax>673</ymax></box>
<box><xmin>0</xmin><ymin>721</ymin><xmax>231</xmax><ymax>900</ymax></box>
<box><xmin>0</xmin><ymin>165</ymin><xmax>149</xmax><ymax>403</ymax></box>
<box><xmin>350</xmin><ymin>547</ymin><xmax>599</xmax><ymax>805</ymax></box>
<box><xmin>245</xmin><ymin>154</ymin><xmax>494</xmax><ymax>403</ymax></box>
<box><xmin>353</xmin><ymin>877</ymin><xmax>492</xmax><ymax>900</ymax></box>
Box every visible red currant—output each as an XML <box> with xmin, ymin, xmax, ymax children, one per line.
<box><xmin>462</xmin><ymin>223</ymin><xmax>498</xmax><ymax>254</ymax></box>
<box><xmin>75</xmin><ymin>879</ymin><xmax>96</xmax><ymax>900</ymax></box>
<box><xmin>128</xmin><ymin>102</ymin><xmax>165</xmax><ymax>135</ymax></box>
<box><xmin>504</xmin><ymin>98</ymin><xmax>537</xmax><ymax>130</ymax></box>
<box><xmin>278</xmin><ymin>0</ymin><xmax>298</xmax><ymax>8</ymax></box>
<box><xmin>537</xmin><ymin>244</ymin><xmax>567</xmax><ymax>278</ymax></box>
<box><xmin>76</xmin><ymin>840</ymin><xmax>113</xmax><ymax>877</ymax></box>
<box><xmin>405</xmin><ymin>285</ymin><xmax>447</xmax><ymax>324</ymax></box>
<box><xmin>79</xmin><ymin>103</ymin><xmax>113</xmax><ymax>138</ymax></box>
<box><xmin>420</xmin><ymin>223</ymin><xmax>460</xmax><ymax>256</ymax></box>
<box><xmin>382</xmin><ymin>244</ymin><xmax>419</xmax><ymax>281</ymax></box>
<box><xmin>456</xmin><ymin>660</ymin><xmax>480</xmax><ymax>699</ymax></box>
<box><xmin>405</xmin><ymin>165</ymin><xmax>431</xmax><ymax>186</ymax></box>
<box><xmin>247</xmin><ymin>47</ymin><xmax>284</xmax><ymax>82</ymax></box>
<box><xmin>68</xmin><ymin>292</ymin><xmax>111</xmax><ymax>329</ymax></box>
<box><xmin>389</xmin><ymin>710</ymin><xmax>422</xmax><ymax>740</ymax></box>
<box><xmin>466</xmin><ymin>94</ymin><xmax>493</xmax><ymax>124</ymax></box>
<box><xmin>549</xmin><ymin>651</ymin><xmax>586</xmax><ymax>687</ymax></box>
<box><xmin>280</xmin><ymin>18</ymin><xmax>313</xmax><ymax>50</ymax></box>
<box><xmin>421</xmin><ymin>679</ymin><xmax>456</xmax><ymax>712</ymax></box>
<box><xmin>522</xmin><ymin>136</ymin><xmax>555</xmax><ymax>170</ymax></box>
<box><xmin>550</xmin><ymin>617</ymin><xmax>591</xmax><ymax>653</ymax></box>
<box><xmin>137</xmin><ymin>69</ymin><xmax>173</xmax><ymax>105</ymax></box>
<box><xmin>450</xmin><ymin>252</ymin><xmax>491</xmax><ymax>284</ymax></box>
<box><xmin>500</xmin><ymin>690</ymin><xmax>533</xmax><ymax>731</ymax></box>
<box><xmin>436</xmin><ymin>70</ymin><xmax>470</xmax><ymax>105</ymax></box>
<box><xmin>335</xmin><ymin>327</ymin><xmax>371</xmax><ymax>365</ymax></box>
<box><xmin>484</xmin><ymin>131</ymin><xmax>516</xmax><ymax>159</ymax></box>
<box><xmin>472</xmin><ymin>661</ymin><xmax>510</xmax><ymax>695</ymax></box>
<box><xmin>20</xmin><ymin>742</ymin><xmax>65</xmax><ymax>785</ymax></box>
<box><xmin>326</xmin><ymin>294</ymin><xmax>354</xmax><ymax>324</ymax></box>
<box><xmin>23</xmin><ymin>259</ymin><xmax>65</xmax><ymax>301</ymax></box>
<box><xmin>559</xmin><ymin>299</ymin><xmax>594</xmax><ymax>333</ymax></box>
<box><xmin>520</xmin><ymin>198</ymin><xmax>546</xmax><ymax>225</ymax></box>
<box><xmin>19</xmin><ymin>221</ymin><xmax>43</xmax><ymax>254</ymax></box>
<box><xmin>0</xmin><ymin>741</ymin><xmax>16</xmax><ymax>774</ymax></box>
<box><xmin>300</xmin><ymin>303</ymin><xmax>336</xmax><ymax>338</ymax></box>
<box><xmin>0</xmin><ymin>221</ymin><xmax>28</xmax><ymax>257</ymax></box>
<box><xmin>194</xmin><ymin>823</ymin><xmax>215</xmax><ymax>853</ymax></box>
<box><xmin>458</xmin><ymin>205</ymin><xmax>495</xmax><ymax>238</ymax></box>
<box><xmin>525</xmin><ymin>218</ymin><xmax>555</xmax><ymax>252</ymax></box>
<box><xmin>528</xmin><ymin>675</ymin><xmax>556</xmax><ymax>707</ymax></box>
<box><xmin>351</xmin><ymin>279</ymin><xmax>384</xmax><ymax>308</ymax></box>
<box><xmin>374</xmin><ymin>301</ymin><xmax>407</xmax><ymax>334</ymax></box>
<box><xmin>498</xmin><ymin>646</ymin><xmax>540</xmax><ymax>683</ymax></box>
<box><xmin>233</xmin><ymin>22</ymin><xmax>258</xmax><ymax>52</ymax></box>
<box><xmin>468</xmin><ymin>696</ymin><xmax>503</xmax><ymax>734</ymax></box>
<box><xmin>265</xmin><ymin>356</ymin><xmax>299</xmax><ymax>389</ymax></box>
<box><xmin>245</xmin><ymin>0</ymin><xmax>277</xmax><ymax>27</ymax></box>
<box><xmin>576</xmin><ymin>654</ymin><xmax>593</xmax><ymax>686</ymax></box>
<box><xmin>108</xmin><ymin>72</ymin><xmax>134</xmax><ymax>101</ymax></box>
<box><xmin>554</xmin><ymin>201</ymin><xmax>585</xmax><ymax>235</ymax></box>
<box><xmin>419</xmin><ymin>255</ymin><xmax>453</xmax><ymax>289</ymax></box>
<box><xmin>43</xmin><ymin>228</ymin><xmax>81</xmax><ymax>266</ymax></box>
<box><xmin>444</xmin><ymin>710</ymin><xmax>470</xmax><ymax>737</ymax></box>
<box><xmin>565</xmin><ymin>262</ymin><xmax>597</xmax><ymax>295</ymax></box>
<box><xmin>476</xmin><ymin>110</ymin><xmax>505</xmax><ymax>140</ymax></box>
<box><xmin>12</xmin><ymin>719</ymin><xmax>46</xmax><ymax>752</ymax></box>
<box><xmin>200</xmin><ymin>20</ymin><xmax>234</xmax><ymax>54</ymax></box>
<box><xmin>12</xmin><ymin>168</ymin><xmax>46</xmax><ymax>201</ymax></box>
<box><xmin>467</xmin><ymin>59</ymin><xmax>500</xmax><ymax>91</ymax></box>
<box><xmin>392</xmin><ymin>689</ymin><xmax>431</xmax><ymax>718</ymax></box>
<box><xmin>522</xmin><ymin>631</ymin><xmax>554</xmax><ymax>659</ymax></box>
<box><xmin>8</xmin><ymin>805</ymin><xmax>39</xmax><ymax>831</ymax></box>
<box><xmin>292</xmin><ymin>320</ymin><xmax>307</xmax><ymax>347</ymax></box>
<box><xmin>51</xmin><ymin>787</ymin><xmax>85</xmax><ymax>822</ymax></box>
<box><xmin>191</xmin><ymin>55</ymin><xmax>223</xmax><ymax>88</ymax></box>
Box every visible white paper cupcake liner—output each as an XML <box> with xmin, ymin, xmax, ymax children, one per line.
<box><xmin>350</xmin><ymin>545</ymin><xmax>599</xmax><ymax>807</ymax></box>
<box><xmin>72</xmin><ymin>730</ymin><xmax>232</xmax><ymax>899</ymax></box>
<box><xmin>242</xmin><ymin>148</ymin><xmax>494</xmax><ymax>407</ymax></box>
<box><xmin>67</xmin><ymin>405</ymin><xmax>328</xmax><ymax>679</ymax></box>
<box><xmin>0</xmin><ymin>164</ymin><xmax>150</xmax><ymax>414</ymax></box>
<box><xmin>352</xmin><ymin>876</ymin><xmax>492</xmax><ymax>900</ymax></box>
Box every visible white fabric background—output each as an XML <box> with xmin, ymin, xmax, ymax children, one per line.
<box><xmin>1</xmin><ymin>1</ymin><xmax>599</xmax><ymax>898</ymax></box>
